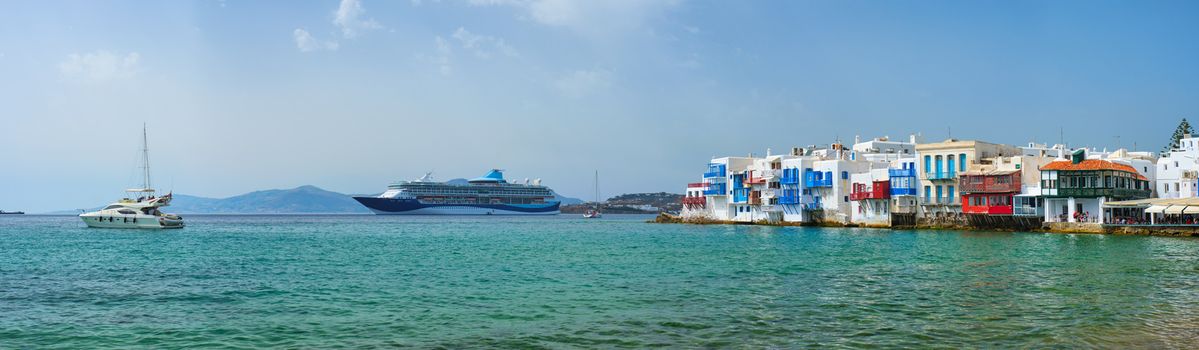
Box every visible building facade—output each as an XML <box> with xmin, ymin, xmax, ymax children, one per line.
<box><xmin>1041</xmin><ymin>150</ymin><xmax>1152</xmax><ymax>223</ymax></box>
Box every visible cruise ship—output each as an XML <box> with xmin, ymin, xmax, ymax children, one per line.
<box><xmin>353</xmin><ymin>170</ymin><xmax>561</xmax><ymax>215</ymax></box>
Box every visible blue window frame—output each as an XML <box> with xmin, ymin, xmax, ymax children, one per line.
<box><xmin>924</xmin><ymin>155</ymin><xmax>931</xmax><ymax>173</ymax></box>
<box><xmin>936</xmin><ymin>185</ymin><xmax>943</xmax><ymax>200</ymax></box>
<box><xmin>841</xmin><ymin>171</ymin><xmax>848</xmax><ymax>180</ymax></box>
<box><xmin>959</xmin><ymin>153</ymin><xmax>967</xmax><ymax>172</ymax></box>
<box><xmin>948</xmin><ymin>185</ymin><xmax>955</xmax><ymax>201</ymax></box>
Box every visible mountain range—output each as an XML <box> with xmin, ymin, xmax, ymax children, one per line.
<box><xmin>49</xmin><ymin>182</ymin><xmax>583</xmax><ymax>214</ymax></box>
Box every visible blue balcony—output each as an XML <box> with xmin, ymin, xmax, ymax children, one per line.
<box><xmin>703</xmin><ymin>183</ymin><xmax>726</xmax><ymax>196</ymax></box>
<box><xmin>803</xmin><ymin>170</ymin><xmax>833</xmax><ymax>188</ymax></box>
<box><xmin>703</xmin><ymin>163</ymin><xmax>727</xmax><ymax>178</ymax></box>
<box><xmin>778</xmin><ymin>189</ymin><xmax>802</xmax><ymax>204</ymax></box>
<box><xmin>732</xmin><ymin>188</ymin><xmax>750</xmax><ymax>203</ymax></box>
<box><xmin>779</xmin><ymin>168</ymin><xmax>801</xmax><ymax>185</ymax></box>
<box><xmin>888</xmin><ymin>168</ymin><xmax>916</xmax><ymax>178</ymax></box>
<box><xmin>890</xmin><ymin>187</ymin><xmax>918</xmax><ymax>196</ymax></box>
<box><xmin>925</xmin><ymin>171</ymin><xmax>957</xmax><ymax>180</ymax></box>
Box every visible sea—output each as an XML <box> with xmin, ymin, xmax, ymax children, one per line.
<box><xmin>1</xmin><ymin>214</ymin><xmax>1198</xmax><ymax>348</ymax></box>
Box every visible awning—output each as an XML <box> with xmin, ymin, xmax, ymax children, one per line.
<box><xmin>1164</xmin><ymin>205</ymin><xmax>1188</xmax><ymax>215</ymax></box>
<box><xmin>1145</xmin><ymin>205</ymin><xmax>1168</xmax><ymax>214</ymax></box>
<box><xmin>1185</xmin><ymin>206</ymin><xmax>1199</xmax><ymax>214</ymax></box>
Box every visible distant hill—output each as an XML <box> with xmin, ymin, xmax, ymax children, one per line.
<box><xmin>157</xmin><ymin>185</ymin><xmax>370</xmax><ymax>214</ymax></box>
<box><xmin>561</xmin><ymin>192</ymin><xmax>683</xmax><ymax>214</ymax></box>
<box><xmin>48</xmin><ymin>183</ymin><xmax>583</xmax><ymax>214</ymax></box>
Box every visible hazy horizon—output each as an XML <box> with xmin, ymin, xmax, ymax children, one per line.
<box><xmin>3</xmin><ymin>0</ymin><xmax>1197</xmax><ymax>213</ymax></box>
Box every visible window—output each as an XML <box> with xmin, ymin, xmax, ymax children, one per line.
<box><xmin>936</xmin><ymin>185</ymin><xmax>943</xmax><ymax>200</ymax></box>
<box><xmin>960</xmin><ymin>153</ymin><xmax>967</xmax><ymax>172</ymax></box>
<box><xmin>924</xmin><ymin>186</ymin><xmax>931</xmax><ymax>199</ymax></box>
<box><xmin>841</xmin><ymin>171</ymin><xmax>848</xmax><ymax>180</ymax></box>
<box><xmin>844</xmin><ymin>196</ymin><xmax>849</xmax><ymax>202</ymax></box>
<box><xmin>948</xmin><ymin>185</ymin><xmax>955</xmax><ymax>201</ymax></box>
<box><xmin>924</xmin><ymin>155</ymin><xmax>931</xmax><ymax>173</ymax></box>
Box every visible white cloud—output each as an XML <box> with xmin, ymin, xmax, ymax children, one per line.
<box><xmin>294</xmin><ymin>29</ymin><xmax>339</xmax><ymax>52</ymax></box>
<box><xmin>334</xmin><ymin>0</ymin><xmax>382</xmax><ymax>38</ymax></box>
<box><xmin>469</xmin><ymin>0</ymin><xmax>680</xmax><ymax>35</ymax></box>
<box><xmin>554</xmin><ymin>68</ymin><xmax>613</xmax><ymax>98</ymax></box>
<box><xmin>58</xmin><ymin>50</ymin><xmax>141</xmax><ymax>82</ymax></box>
<box><xmin>451</xmin><ymin>27</ymin><xmax>519</xmax><ymax>59</ymax></box>
<box><xmin>419</xmin><ymin>36</ymin><xmax>454</xmax><ymax>75</ymax></box>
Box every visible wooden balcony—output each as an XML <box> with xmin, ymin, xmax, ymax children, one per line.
<box><xmin>850</xmin><ymin>181</ymin><xmax>891</xmax><ymax>201</ymax></box>
<box><xmin>959</xmin><ymin>171</ymin><xmax>1021</xmax><ymax>194</ymax></box>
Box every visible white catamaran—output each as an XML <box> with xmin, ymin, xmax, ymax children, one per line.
<box><xmin>80</xmin><ymin>126</ymin><xmax>184</xmax><ymax>229</ymax></box>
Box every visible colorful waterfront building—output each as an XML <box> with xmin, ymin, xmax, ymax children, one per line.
<box><xmin>1040</xmin><ymin>149</ymin><xmax>1152</xmax><ymax>223</ymax></box>
<box><xmin>888</xmin><ymin>157</ymin><xmax>919</xmax><ymax>227</ymax></box>
<box><xmin>915</xmin><ymin>139</ymin><xmax>1022</xmax><ymax>225</ymax></box>
<box><xmin>849</xmin><ymin>168</ymin><xmax>892</xmax><ymax>227</ymax></box>
<box><xmin>1156</xmin><ymin>134</ymin><xmax>1199</xmax><ymax>199</ymax></box>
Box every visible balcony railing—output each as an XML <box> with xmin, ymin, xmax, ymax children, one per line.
<box><xmin>890</xmin><ymin>187</ymin><xmax>918</xmax><ymax>196</ymax></box>
<box><xmin>1012</xmin><ymin>206</ymin><xmax>1044</xmax><ymax>216</ymax></box>
<box><xmin>925</xmin><ymin>171</ymin><xmax>957</xmax><ymax>180</ymax></box>
<box><xmin>780</xmin><ymin>168</ymin><xmax>801</xmax><ymax>184</ymax></box>
<box><xmin>851</xmin><ymin>190</ymin><xmax>890</xmax><ymax>201</ymax></box>
<box><xmin>703</xmin><ymin>183</ymin><xmax>727</xmax><ymax>196</ymax></box>
<box><xmin>921</xmin><ymin>197</ymin><xmax>960</xmax><ymax>205</ymax></box>
<box><xmin>889</xmin><ymin>168</ymin><xmax>916</xmax><ymax>178</ymax></box>
<box><xmin>959</xmin><ymin>174</ymin><xmax>1021</xmax><ymax>194</ymax></box>
<box><xmin>805</xmin><ymin>178</ymin><xmax>833</xmax><ymax>188</ymax></box>
<box><xmin>1050</xmin><ymin>188</ymin><xmax>1152</xmax><ymax>199</ymax></box>
<box><xmin>687</xmin><ymin>182</ymin><xmax>707</xmax><ymax>188</ymax></box>
<box><xmin>703</xmin><ymin>164</ymin><xmax>727</xmax><ymax>178</ymax></box>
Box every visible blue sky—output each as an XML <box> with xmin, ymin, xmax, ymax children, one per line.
<box><xmin>1</xmin><ymin>0</ymin><xmax>1196</xmax><ymax>212</ymax></box>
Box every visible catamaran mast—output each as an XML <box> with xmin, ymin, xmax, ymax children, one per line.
<box><xmin>142</xmin><ymin>124</ymin><xmax>152</xmax><ymax>192</ymax></box>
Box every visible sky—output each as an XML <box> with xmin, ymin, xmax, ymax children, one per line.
<box><xmin>2</xmin><ymin>0</ymin><xmax>1197</xmax><ymax>213</ymax></box>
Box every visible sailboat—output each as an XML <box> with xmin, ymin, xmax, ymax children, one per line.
<box><xmin>583</xmin><ymin>170</ymin><xmax>602</xmax><ymax>219</ymax></box>
<box><xmin>79</xmin><ymin>125</ymin><xmax>184</xmax><ymax>229</ymax></box>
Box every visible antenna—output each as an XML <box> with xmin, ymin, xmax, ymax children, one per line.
<box><xmin>142</xmin><ymin>123</ymin><xmax>152</xmax><ymax>191</ymax></box>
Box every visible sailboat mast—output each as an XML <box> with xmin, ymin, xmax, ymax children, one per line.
<box><xmin>594</xmin><ymin>170</ymin><xmax>599</xmax><ymax>211</ymax></box>
<box><xmin>142</xmin><ymin>124</ymin><xmax>152</xmax><ymax>191</ymax></box>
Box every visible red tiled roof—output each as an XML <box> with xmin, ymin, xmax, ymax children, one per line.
<box><xmin>1040</xmin><ymin>160</ymin><xmax>1147</xmax><ymax>180</ymax></box>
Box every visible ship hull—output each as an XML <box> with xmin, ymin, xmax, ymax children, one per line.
<box><xmin>80</xmin><ymin>213</ymin><xmax>185</xmax><ymax>229</ymax></box>
<box><xmin>354</xmin><ymin>197</ymin><xmax>560</xmax><ymax>215</ymax></box>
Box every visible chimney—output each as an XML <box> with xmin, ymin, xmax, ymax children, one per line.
<box><xmin>1071</xmin><ymin>149</ymin><xmax>1086</xmax><ymax>164</ymax></box>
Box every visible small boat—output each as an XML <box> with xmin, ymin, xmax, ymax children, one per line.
<box><xmin>583</xmin><ymin>170</ymin><xmax>602</xmax><ymax>219</ymax></box>
<box><xmin>0</xmin><ymin>210</ymin><xmax>24</xmax><ymax>215</ymax></box>
<box><xmin>79</xmin><ymin>126</ymin><xmax>184</xmax><ymax>229</ymax></box>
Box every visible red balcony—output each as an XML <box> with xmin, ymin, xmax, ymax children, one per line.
<box><xmin>687</xmin><ymin>182</ymin><xmax>707</xmax><ymax>188</ymax></box>
<box><xmin>744</xmin><ymin>174</ymin><xmax>766</xmax><ymax>185</ymax></box>
<box><xmin>959</xmin><ymin>171</ymin><xmax>1021</xmax><ymax>194</ymax></box>
<box><xmin>682</xmin><ymin>196</ymin><xmax>706</xmax><ymax>208</ymax></box>
<box><xmin>961</xmin><ymin>193</ymin><xmax>1014</xmax><ymax>215</ymax></box>
<box><xmin>850</xmin><ymin>181</ymin><xmax>891</xmax><ymax>201</ymax></box>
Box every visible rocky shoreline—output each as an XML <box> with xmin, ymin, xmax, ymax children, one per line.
<box><xmin>651</xmin><ymin>214</ymin><xmax>1199</xmax><ymax>237</ymax></box>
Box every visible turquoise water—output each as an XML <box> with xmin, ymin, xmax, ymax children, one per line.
<box><xmin>2</xmin><ymin>215</ymin><xmax>1198</xmax><ymax>348</ymax></box>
